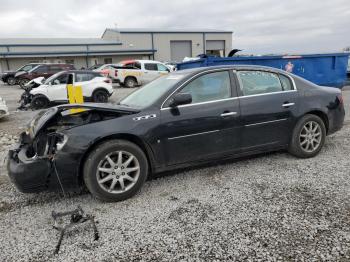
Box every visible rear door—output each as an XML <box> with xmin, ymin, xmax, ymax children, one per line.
<box><xmin>160</xmin><ymin>70</ymin><xmax>241</xmax><ymax>165</ymax></box>
<box><xmin>236</xmin><ymin>70</ymin><xmax>299</xmax><ymax>150</ymax></box>
<box><xmin>74</xmin><ymin>72</ymin><xmax>94</xmax><ymax>98</ymax></box>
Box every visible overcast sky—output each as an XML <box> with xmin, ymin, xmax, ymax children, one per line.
<box><xmin>0</xmin><ymin>0</ymin><xmax>349</xmax><ymax>54</ymax></box>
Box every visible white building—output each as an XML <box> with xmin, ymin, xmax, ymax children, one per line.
<box><xmin>0</xmin><ymin>28</ymin><xmax>233</xmax><ymax>71</ymax></box>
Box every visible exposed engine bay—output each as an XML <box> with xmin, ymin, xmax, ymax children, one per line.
<box><xmin>7</xmin><ymin>104</ymin><xmax>139</xmax><ymax>193</ymax></box>
<box><xmin>24</xmin><ymin>108</ymin><xmax>125</xmax><ymax>159</ymax></box>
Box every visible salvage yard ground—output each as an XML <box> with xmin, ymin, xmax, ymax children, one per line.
<box><xmin>0</xmin><ymin>82</ymin><xmax>350</xmax><ymax>261</ymax></box>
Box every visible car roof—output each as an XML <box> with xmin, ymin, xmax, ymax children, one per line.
<box><xmin>175</xmin><ymin>65</ymin><xmax>290</xmax><ymax>76</ymax></box>
<box><xmin>61</xmin><ymin>70</ymin><xmax>102</xmax><ymax>74</ymax></box>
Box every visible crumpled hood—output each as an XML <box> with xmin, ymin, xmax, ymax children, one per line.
<box><xmin>27</xmin><ymin>103</ymin><xmax>140</xmax><ymax>138</ymax></box>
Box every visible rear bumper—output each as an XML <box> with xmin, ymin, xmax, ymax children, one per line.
<box><xmin>7</xmin><ymin>148</ymin><xmax>51</xmax><ymax>193</ymax></box>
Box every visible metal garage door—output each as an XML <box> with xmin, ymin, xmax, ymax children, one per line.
<box><xmin>170</xmin><ymin>41</ymin><xmax>192</xmax><ymax>62</ymax></box>
<box><xmin>206</xmin><ymin>40</ymin><xmax>225</xmax><ymax>50</ymax></box>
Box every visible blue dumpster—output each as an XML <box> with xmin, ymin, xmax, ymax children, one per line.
<box><xmin>177</xmin><ymin>53</ymin><xmax>349</xmax><ymax>88</ymax></box>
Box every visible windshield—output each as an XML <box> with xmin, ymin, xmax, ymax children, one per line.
<box><xmin>44</xmin><ymin>72</ymin><xmax>64</xmax><ymax>84</ymax></box>
<box><xmin>119</xmin><ymin>74</ymin><xmax>185</xmax><ymax>108</ymax></box>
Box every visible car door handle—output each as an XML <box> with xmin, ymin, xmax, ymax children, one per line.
<box><xmin>282</xmin><ymin>102</ymin><xmax>295</xmax><ymax>108</ymax></box>
<box><xmin>220</xmin><ymin>112</ymin><xmax>237</xmax><ymax>117</ymax></box>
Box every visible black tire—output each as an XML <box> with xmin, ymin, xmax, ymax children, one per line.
<box><xmin>92</xmin><ymin>89</ymin><xmax>109</xmax><ymax>103</ymax></box>
<box><xmin>31</xmin><ymin>95</ymin><xmax>49</xmax><ymax>110</ymax></box>
<box><xmin>83</xmin><ymin>139</ymin><xmax>149</xmax><ymax>202</ymax></box>
<box><xmin>7</xmin><ymin>77</ymin><xmax>16</xmax><ymax>86</ymax></box>
<box><xmin>19</xmin><ymin>79</ymin><xmax>29</xmax><ymax>88</ymax></box>
<box><xmin>124</xmin><ymin>77</ymin><xmax>137</xmax><ymax>88</ymax></box>
<box><xmin>288</xmin><ymin>114</ymin><xmax>326</xmax><ymax>158</ymax></box>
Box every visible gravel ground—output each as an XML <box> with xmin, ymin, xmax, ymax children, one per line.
<box><xmin>0</xmin><ymin>82</ymin><xmax>350</xmax><ymax>261</ymax></box>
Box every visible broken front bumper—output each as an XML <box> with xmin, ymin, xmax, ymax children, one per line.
<box><xmin>7</xmin><ymin>147</ymin><xmax>51</xmax><ymax>193</ymax></box>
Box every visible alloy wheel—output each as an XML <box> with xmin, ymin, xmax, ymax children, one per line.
<box><xmin>299</xmin><ymin>121</ymin><xmax>322</xmax><ymax>153</ymax></box>
<box><xmin>7</xmin><ymin>77</ymin><xmax>16</xmax><ymax>85</ymax></box>
<box><xmin>96</xmin><ymin>150</ymin><xmax>140</xmax><ymax>194</ymax></box>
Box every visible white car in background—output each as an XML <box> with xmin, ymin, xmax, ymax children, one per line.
<box><xmin>114</xmin><ymin>60</ymin><xmax>170</xmax><ymax>88</ymax></box>
<box><xmin>0</xmin><ymin>96</ymin><xmax>9</xmax><ymax>118</ymax></box>
<box><xmin>29</xmin><ymin>70</ymin><xmax>114</xmax><ymax>109</ymax></box>
<box><xmin>92</xmin><ymin>64</ymin><xmax>119</xmax><ymax>82</ymax></box>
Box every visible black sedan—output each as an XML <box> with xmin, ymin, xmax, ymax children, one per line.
<box><xmin>7</xmin><ymin>65</ymin><xmax>345</xmax><ymax>201</ymax></box>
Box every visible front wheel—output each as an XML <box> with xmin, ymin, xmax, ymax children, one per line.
<box><xmin>7</xmin><ymin>77</ymin><xmax>16</xmax><ymax>86</ymax></box>
<box><xmin>288</xmin><ymin>114</ymin><xmax>326</xmax><ymax>158</ymax></box>
<box><xmin>31</xmin><ymin>95</ymin><xmax>49</xmax><ymax>110</ymax></box>
<box><xmin>83</xmin><ymin>140</ymin><xmax>149</xmax><ymax>202</ymax></box>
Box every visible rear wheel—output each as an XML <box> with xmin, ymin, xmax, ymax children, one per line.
<box><xmin>83</xmin><ymin>139</ymin><xmax>148</xmax><ymax>202</ymax></box>
<box><xmin>31</xmin><ymin>95</ymin><xmax>49</xmax><ymax>110</ymax></box>
<box><xmin>92</xmin><ymin>89</ymin><xmax>109</xmax><ymax>103</ymax></box>
<box><xmin>288</xmin><ymin>114</ymin><xmax>326</xmax><ymax>158</ymax></box>
<box><xmin>7</xmin><ymin>77</ymin><xmax>16</xmax><ymax>86</ymax></box>
<box><xmin>124</xmin><ymin>77</ymin><xmax>137</xmax><ymax>88</ymax></box>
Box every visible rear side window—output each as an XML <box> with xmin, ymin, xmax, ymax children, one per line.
<box><xmin>144</xmin><ymin>63</ymin><xmax>158</xmax><ymax>71</ymax></box>
<box><xmin>50</xmin><ymin>66</ymin><xmax>63</xmax><ymax>73</ymax></box>
<box><xmin>179</xmin><ymin>71</ymin><xmax>231</xmax><ymax>104</ymax></box>
<box><xmin>279</xmin><ymin>74</ymin><xmax>293</xmax><ymax>90</ymax></box>
<box><xmin>237</xmin><ymin>71</ymin><xmax>282</xmax><ymax>96</ymax></box>
<box><xmin>75</xmin><ymin>73</ymin><xmax>94</xmax><ymax>82</ymax></box>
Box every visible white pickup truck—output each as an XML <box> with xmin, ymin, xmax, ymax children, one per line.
<box><xmin>115</xmin><ymin>60</ymin><xmax>170</xmax><ymax>88</ymax></box>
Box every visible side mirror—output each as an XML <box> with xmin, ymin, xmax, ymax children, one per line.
<box><xmin>168</xmin><ymin>93</ymin><xmax>192</xmax><ymax>107</ymax></box>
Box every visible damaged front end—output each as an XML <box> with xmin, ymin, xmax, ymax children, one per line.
<box><xmin>7</xmin><ymin>104</ymin><xmax>139</xmax><ymax>193</ymax></box>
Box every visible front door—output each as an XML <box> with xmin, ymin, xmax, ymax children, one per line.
<box><xmin>47</xmin><ymin>73</ymin><xmax>69</xmax><ymax>102</ymax></box>
<box><xmin>236</xmin><ymin>70</ymin><xmax>299</xmax><ymax>150</ymax></box>
<box><xmin>159</xmin><ymin>70</ymin><xmax>241</xmax><ymax>166</ymax></box>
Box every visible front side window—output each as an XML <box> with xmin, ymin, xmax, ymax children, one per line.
<box><xmin>144</xmin><ymin>63</ymin><xmax>158</xmax><ymax>71</ymax></box>
<box><xmin>178</xmin><ymin>71</ymin><xmax>231</xmax><ymax>104</ymax></box>
<box><xmin>34</xmin><ymin>65</ymin><xmax>48</xmax><ymax>73</ymax></box>
<box><xmin>237</xmin><ymin>71</ymin><xmax>283</xmax><ymax>96</ymax></box>
<box><xmin>52</xmin><ymin>73</ymin><xmax>68</xmax><ymax>85</ymax></box>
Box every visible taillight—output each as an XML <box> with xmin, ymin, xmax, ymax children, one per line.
<box><xmin>104</xmin><ymin>79</ymin><xmax>111</xmax><ymax>84</ymax></box>
<box><xmin>337</xmin><ymin>94</ymin><xmax>344</xmax><ymax>105</ymax></box>
<box><xmin>115</xmin><ymin>70</ymin><xmax>118</xmax><ymax>77</ymax></box>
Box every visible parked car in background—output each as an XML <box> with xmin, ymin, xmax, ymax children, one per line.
<box><xmin>0</xmin><ymin>96</ymin><xmax>9</xmax><ymax>118</ymax></box>
<box><xmin>92</xmin><ymin>64</ymin><xmax>119</xmax><ymax>82</ymax></box>
<box><xmin>1</xmin><ymin>63</ymin><xmax>42</xmax><ymax>85</ymax></box>
<box><xmin>7</xmin><ymin>65</ymin><xmax>345</xmax><ymax>201</ymax></box>
<box><xmin>164</xmin><ymin>62</ymin><xmax>177</xmax><ymax>71</ymax></box>
<box><xmin>88</xmin><ymin>64</ymin><xmax>105</xmax><ymax>70</ymax></box>
<box><xmin>24</xmin><ymin>70</ymin><xmax>113</xmax><ymax>109</ymax></box>
<box><xmin>115</xmin><ymin>60</ymin><xmax>170</xmax><ymax>88</ymax></box>
<box><xmin>15</xmin><ymin>63</ymin><xmax>75</xmax><ymax>88</ymax></box>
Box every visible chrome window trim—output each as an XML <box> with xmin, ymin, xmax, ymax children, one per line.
<box><xmin>160</xmin><ymin>68</ymin><xmax>298</xmax><ymax>110</ymax></box>
<box><xmin>161</xmin><ymin>96</ymin><xmax>239</xmax><ymax>110</ymax></box>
